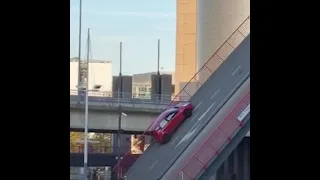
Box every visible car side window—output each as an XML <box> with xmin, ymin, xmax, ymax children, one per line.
<box><xmin>159</xmin><ymin>120</ymin><xmax>168</xmax><ymax>128</ymax></box>
<box><xmin>166</xmin><ymin>112</ymin><xmax>176</xmax><ymax>121</ymax></box>
<box><xmin>155</xmin><ymin>126</ymin><xmax>160</xmax><ymax>131</ymax></box>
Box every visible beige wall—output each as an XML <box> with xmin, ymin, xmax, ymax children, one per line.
<box><xmin>175</xmin><ymin>0</ymin><xmax>197</xmax><ymax>95</ymax></box>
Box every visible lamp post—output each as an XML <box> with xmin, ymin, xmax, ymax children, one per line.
<box><xmin>157</xmin><ymin>39</ymin><xmax>162</xmax><ymax>101</ymax></box>
<box><xmin>83</xmin><ymin>28</ymin><xmax>90</xmax><ymax>180</ymax></box>
<box><xmin>117</xmin><ymin>42</ymin><xmax>123</xmax><ymax>180</ymax></box>
<box><xmin>77</xmin><ymin>0</ymin><xmax>83</xmax><ymax>97</ymax></box>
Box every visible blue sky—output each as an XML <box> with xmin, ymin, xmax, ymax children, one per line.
<box><xmin>70</xmin><ymin>0</ymin><xmax>176</xmax><ymax>75</ymax></box>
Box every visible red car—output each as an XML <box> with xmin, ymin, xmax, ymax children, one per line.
<box><xmin>150</xmin><ymin>102</ymin><xmax>193</xmax><ymax>144</ymax></box>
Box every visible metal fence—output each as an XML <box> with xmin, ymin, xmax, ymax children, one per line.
<box><xmin>112</xmin><ymin>16</ymin><xmax>250</xmax><ymax>178</ymax></box>
<box><xmin>70</xmin><ymin>90</ymin><xmax>189</xmax><ymax>105</ymax></box>
<box><xmin>70</xmin><ymin>145</ymin><xmax>132</xmax><ymax>154</ymax></box>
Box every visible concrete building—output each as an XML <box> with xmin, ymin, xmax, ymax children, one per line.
<box><xmin>112</xmin><ymin>75</ymin><xmax>133</xmax><ymax>99</ymax></box>
<box><xmin>174</xmin><ymin>0</ymin><xmax>250</xmax><ymax>94</ymax></box>
<box><xmin>70</xmin><ymin>58</ymin><xmax>112</xmax><ymax>95</ymax></box>
<box><xmin>132</xmin><ymin>72</ymin><xmax>174</xmax><ymax>98</ymax></box>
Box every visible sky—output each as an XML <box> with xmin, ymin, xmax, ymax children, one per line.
<box><xmin>70</xmin><ymin>0</ymin><xmax>176</xmax><ymax>75</ymax></box>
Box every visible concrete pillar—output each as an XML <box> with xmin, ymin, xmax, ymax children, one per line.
<box><xmin>122</xmin><ymin>76</ymin><xmax>133</xmax><ymax>99</ymax></box>
<box><xmin>224</xmin><ymin>155</ymin><xmax>230</xmax><ymax>180</ymax></box>
<box><xmin>112</xmin><ymin>76</ymin><xmax>120</xmax><ymax>98</ymax></box>
<box><xmin>151</xmin><ymin>74</ymin><xmax>161</xmax><ymax>101</ymax></box>
<box><xmin>112</xmin><ymin>75</ymin><xmax>132</xmax><ymax>99</ymax></box>
<box><xmin>243</xmin><ymin>138</ymin><xmax>250</xmax><ymax>180</ymax></box>
<box><xmin>161</xmin><ymin>74</ymin><xmax>172</xmax><ymax>101</ymax></box>
<box><xmin>236</xmin><ymin>140</ymin><xmax>244</xmax><ymax>180</ymax></box>
<box><xmin>217</xmin><ymin>162</ymin><xmax>225</xmax><ymax>180</ymax></box>
<box><xmin>112</xmin><ymin>134</ymin><xmax>131</xmax><ymax>154</ymax></box>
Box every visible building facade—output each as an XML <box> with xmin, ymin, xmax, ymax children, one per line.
<box><xmin>175</xmin><ymin>0</ymin><xmax>197</xmax><ymax>95</ymax></box>
<box><xmin>174</xmin><ymin>0</ymin><xmax>250</xmax><ymax>95</ymax></box>
<box><xmin>132</xmin><ymin>71</ymin><xmax>174</xmax><ymax>98</ymax></box>
<box><xmin>70</xmin><ymin>58</ymin><xmax>112</xmax><ymax>96</ymax></box>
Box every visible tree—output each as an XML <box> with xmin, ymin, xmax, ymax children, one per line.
<box><xmin>90</xmin><ymin>133</ymin><xmax>112</xmax><ymax>153</ymax></box>
<box><xmin>70</xmin><ymin>132</ymin><xmax>83</xmax><ymax>152</ymax></box>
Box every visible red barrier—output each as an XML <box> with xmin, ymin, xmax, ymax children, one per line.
<box><xmin>112</xmin><ymin>16</ymin><xmax>250</xmax><ymax>178</ymax></box>
<box><xmin>178</xmin><ymin>90</ymin><xmax>250</xmax><ymax>179</ymax></box>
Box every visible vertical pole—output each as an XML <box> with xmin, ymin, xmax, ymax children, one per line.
<box><xmin>157</xmin><ymin>39</ymin><xmax>162</xmax><ymax>101</ymax></box>
<box><xmin>84</xmin><ymin>28</ymin><xmax>90</xmax><ymax>180</ymax></box>
<box><xmin>77</xmin><ymin>0</ymin><xmax>82</xmax><ymax>96</ymax></box>
<box><xmin>157</xmin><ymin>39</ymin><xmax>160</xmax><ymax>76</ymax></box>
<box><xmin>117</xmin><ymin>42</ymin><xmax>123</xmax><ymax>180</ymax></box>
<box><xmin>120</xmin><ymin>42</ymin><xmax>123</xmax><ymax>98</ymax></box>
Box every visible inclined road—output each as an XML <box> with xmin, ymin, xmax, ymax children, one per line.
<box><xmin>126</xmin><ymin>35</ymin><xmax>250</xmax><ymax>180</ymax></box>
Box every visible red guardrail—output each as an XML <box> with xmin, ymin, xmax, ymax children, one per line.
<box><xmin>112</xmin><ymin>16</ymin><xmax>250</xmax><ymax>178</ymax></box>
<box><xmin>177</xmin><ymin>90</ymin><xmax>250</xmax><ymax>180</ymax></box>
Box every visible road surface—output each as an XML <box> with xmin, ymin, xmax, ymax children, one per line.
<box><xmin>126</xmin><ymin>34</ymin><xmax>250</xmax><ymax>180</ymax></box>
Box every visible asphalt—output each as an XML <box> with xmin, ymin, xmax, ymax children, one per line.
<box><xmin>161</xmin><ymin>77</ymin><xmax>250</xmax><ymax>180</ymax></box>
<box><xmin>126</xmin><ymin>34</ymin><xmax>250</xmax><ymax>180</ymax></box>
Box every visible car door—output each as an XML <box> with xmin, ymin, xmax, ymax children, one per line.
<box><xmin>162</xmin><ymin>111</ymin><xmax>178</xmax><ymax>133</ymax></box>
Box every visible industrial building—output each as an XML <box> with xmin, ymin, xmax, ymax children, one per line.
<box><xmin>70</xmin><ymin>58</ymin><xmax>112</xmax><ymax>96</ymax></box>
<box><xmin>132</xmin><ymin>71</ymin><xmax>175</xmax><ymax>98</ymax></box>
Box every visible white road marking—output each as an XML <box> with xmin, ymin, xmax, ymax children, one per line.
<box><xmin>194</xmin><ymin>101</ymin><xmax>202</xmax><ymax>111</ymax></box>
<box><xmin>175</xmin><ymin>128</ymin><xmax>197</xmax><ymax>149</ymax></box>
<box><xmin>198</xmin><ymin>102</ymin><xmax>216</xmax><ymax>121</ymax></box>
<box><xmin>171</xmin><ymin>136</ymin><xmax>180</xmax><ymax>145</ymax></box>
<box><xmin>191</xmin><ymin>112</ymin><xmax>199</xmax><ymax>122</ymax></box>
<box><xmin>210</xmin><ymin>88</ymin><xmax>220</xmax><ymax>99</ymax></box>
<box><xmin>149</xmin><ymin>160</ymin><xmax>158</xmax><ymax>170</ymax></box>
<box><xmin>190</xmin><ymin>120</ymin><xmax>200</xmax><ymax>130</ymax></box>
<box><xmin>232</xmin><ymin>65</ymin><xmax>242</xmax><ymax>76</ymax></box>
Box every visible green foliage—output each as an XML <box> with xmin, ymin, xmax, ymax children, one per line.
<box><xmin>70</xmin><ymin>132</ymin><xmax>84</xmax><ymax>152</ymax></box>
<box><xmin>90</xmin><ymin>133</ymin><xmax>113</xmax><ymax>153</ymax></box>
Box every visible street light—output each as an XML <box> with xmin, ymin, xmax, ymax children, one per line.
<box><xmin>117</xmin><ymin>42</ymin><xmax>124</xmax><ymax>180</ymax></box>
<box><xmin>157</xmin><ymin>39</ymin><xmax>162</xmax><ymax>101</ymax></box>
<box><xmin>117</xmin><ymin>108</ymin><xmax>127</xmax><ymax>180</ymax></box>
<box><xmin>77</xmin><ymin>0</ymin><xmax>83</xmax><ymax>96</ymax></box>
<box><xmin>82</xmin><ymin>28</ymin><xmax>90</xmax><ymax>180</ymax></box>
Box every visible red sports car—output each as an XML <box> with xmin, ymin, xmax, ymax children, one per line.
<box><xmin>150</xmin><ymin>102</ymin><xmax>193</xmax><ymax>144</ymax></box>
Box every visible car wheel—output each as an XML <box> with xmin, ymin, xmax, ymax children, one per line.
<box><xmin>162</xmin><ymin>133</ymin><xmax>172</xmax><ymax>144</ymax></box>
<box><xmin>183</xmin><ymin>109</ymin><xmax>192</xmax><ymax>118</ymax></box>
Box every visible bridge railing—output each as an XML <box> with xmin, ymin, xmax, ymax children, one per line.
<box><xmin>177</xmin><ymin>90</ymin><xmax>250</xmax><ymax>179</ymax></box>
<box><xmin>112</xmin><ymin>16</ymin><xmax>250</xmax><ymax>178</ymax></box>
<box><xmin>70</xmin><ymin>145</ymin><xmax>130</xmax><ymax>154</ymax></box>
<box><xmin>70</xmin><ymin>90</ymin><xmax>189</xmax><ymax>105</ymax></box>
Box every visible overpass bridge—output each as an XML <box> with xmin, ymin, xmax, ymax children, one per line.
<box><xmin>70</xmin><ymin>93</ymin><xmax>189</xmax><ymax>133</ymax></box>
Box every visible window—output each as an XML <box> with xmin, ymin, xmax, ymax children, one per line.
<box><xmin>159</xmin><ymin>120</ymin><xmax>168</xmax><ymax>128</ymax></box>
<box><xmin>166</xmin><ymin>113</ymin><xmax>176</xmax><ymax>121</ymax></box>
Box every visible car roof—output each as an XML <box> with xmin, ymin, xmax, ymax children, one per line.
<box><xmin>150</xmin><ymin>108</ymin><xmax>178</xmax><ymax>130</ymax></box>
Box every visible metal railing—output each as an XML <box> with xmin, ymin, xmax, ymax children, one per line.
<box><xmin>70</xmin><ymin>90</ymin><xmax>188</xmax><ymax>105</ymax></box>
<box><xmin>70</xmin><ymin>145</ymin><xmax>130</xmax><ymax>154</ymax></box>
<box><xmin>177</xmin><ymin>90</ymin><xmax>250</xmax><ymax>180</ymax></box>
<box><xmin>112</xmin><ymin>16</ymin><xmax>250</xmax><ymax>178</ymax></box>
